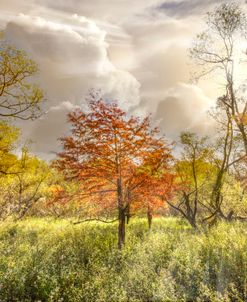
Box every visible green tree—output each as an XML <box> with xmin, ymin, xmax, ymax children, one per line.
<box><xmin>0</xmin><ymin>121</ymin><xmax>19</xmax><ymax>176</ymax></box>
<box><xmin>0</xmin><ymin>149</ymin><xmax>52</xmax><ymax>220</ymax></box>
<box><xmin>167</xmin><ymin>132</ymin><xmax>214</xmax><ymax>228</ymax></box>
<box><xmin>0</xmin><ymin>34</ymin><xmax>43</xmax><ymax>120</ymax></box>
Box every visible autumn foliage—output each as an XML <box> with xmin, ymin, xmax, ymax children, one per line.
<box><xmin>55</xmin><ymin>94</ymin><xmax>174</xmax><ymax>248</ymax></box>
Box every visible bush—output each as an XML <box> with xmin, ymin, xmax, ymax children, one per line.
<box><xmin>0</xmin><ymin>218</ymin><xmax>246</xmax><ymax>301</ymax></box>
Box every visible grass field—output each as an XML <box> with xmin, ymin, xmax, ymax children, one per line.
<box><xmin>0</xmin><ymin>217</ymin><xmax>247</xmax><ymax>301</ymax></box>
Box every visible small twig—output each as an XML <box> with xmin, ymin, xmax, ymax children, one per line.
<box><xmin>73</xmin><ymin>218</ymin><xmax>118</xmax><ymax>225</ymax></box>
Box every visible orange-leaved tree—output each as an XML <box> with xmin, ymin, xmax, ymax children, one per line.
<box><xmin>55</xmin><ymin>94</ymin><xmax>172</xmax><ymax>249</ymax></box>
<box><xmin>125</xmin><ymin>148</ymin><xmax>175</xmax><ymax>229</ymax></box>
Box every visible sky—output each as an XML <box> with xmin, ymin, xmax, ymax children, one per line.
<box><xmin>0</xmin><ymin>0</ymin><xmax>245</xmax><ymax>159</ymax></box>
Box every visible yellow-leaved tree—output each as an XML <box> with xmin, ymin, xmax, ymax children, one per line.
<box><xmin>0</xmin><ymin>32</ymin><xmax>44</xmax><ymax>120</ymax></box>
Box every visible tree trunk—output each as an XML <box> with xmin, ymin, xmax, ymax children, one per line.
<box><xmin>118</xmin><ymin>207</ymin><xmax>125</xmax><ymax>249</ymax></box>
<box><xmin>126</xmin><ymin>203</ymin><xmax>130</xmax><ymax>224</ymax></box>
<box><xmin>147</xmin><ymin>206</ymin><xmax>153</xmax><ymax>230</ymax></box>
<box><xmin>188</xmin><ymin>215</ymin><xmax>197</xmax><ymax>229</ymax></box>
<box><xmin>189</xmin><ymin>219</ymin><xmax>197</xmax><ymax>229</ymax></box>
<box><xmin>117</xmin><ymin>178</ymin><xmax>125</xmax><ymax>249</ymax></box>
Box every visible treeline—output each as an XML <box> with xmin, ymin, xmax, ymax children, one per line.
<box><xmin>1</xmin><ymin>2</ymin><xmax>247</xmax><ymax>249</ymax></box>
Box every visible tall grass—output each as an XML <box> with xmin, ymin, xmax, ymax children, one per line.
<box><xmin>0</xmin><ymin>217</ymin><xmax>247</xmax><ymax>301</ymax></box>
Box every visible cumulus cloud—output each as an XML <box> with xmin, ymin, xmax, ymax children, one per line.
<box><xmin>17</xmin><ymin>101</ymin><xmax>76</xmax><ymax>159</ymax></box>
<box><xmin>4</xmin><ymin>14</ymin><xmax>141</xmax><ymax>158</ymax></box>
<box><xmin>123</xmin><ymin>16</ymin><xmax>203</xmax><ymax>114</ymax></box>
<box><xmin>154</xmin><ymin>83</ymin><xmax>215</xmax><ymax>139</ymax></box>
<box><xmin>5</xmin><ymin>14</ymin><xmax>140</xmax><ymax>108</ymax></box>
<box><xmin>34</xmin><ymin>0</ymin><xmax>165</xmax><ymax>23</ymax></box>
<box><xmin>0</xmin><ymin>0</ymin><xmax>227</xmax><ymax>159</ymax></box>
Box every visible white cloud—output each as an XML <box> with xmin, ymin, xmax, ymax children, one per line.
<box><xmin>5</xmin><ymin>14</ymin><xmax>140</xmax><ymax>107</ymax></box>
<box><xmin>0</xmin><ymin>0</ymin><xmax>226</xmax><ymax>159</ymax></box>
<box><xmin>4</xmin><ymin>14</ymin><xmax>141</xmax><ymax>158</ymax></box>
<box><xmin>154</xmin><ymin>83</ymin><xmax>216</xmax><ymax>138</ymax></box>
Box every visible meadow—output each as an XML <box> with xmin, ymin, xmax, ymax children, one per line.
<box><xmin>0</xmin><ymin>217</ymin><xmax>247</xmax><ymax>302</ymax></box>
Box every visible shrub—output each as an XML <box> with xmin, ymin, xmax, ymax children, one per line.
<box><xmin>0</xmin><ymin>218</ymin><xmax>246</xmax><ymax>301</ymax></box>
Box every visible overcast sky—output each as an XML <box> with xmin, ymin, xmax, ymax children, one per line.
<box><xmin>0</xmin><ymin>0</ymin><xmax>245</xmax><ymax>159</ymax></box>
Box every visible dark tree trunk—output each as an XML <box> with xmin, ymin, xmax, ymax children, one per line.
<box><xmin>117</xmin><ymin>178</ymin><xmax>125</xmax><ymax>250</ymax></box>
<box><xmin>147</xmin><ymin>206</ymin><xmax>153</xmax><ymax>230</ymax></box>
<box><xmin>126</xmin><ymin>203</ymin><xmax>130</xmax><ymax>224</ymax></box>
<box><xmin>226</xmin><ymin>210</ymin><xmax>234</xmax><ymax>221</ymax></box>
<box><xmin>189</xmin><ymin>216</ymin><xmax>197</xmax><ymax>229</ymax></box>
<box><xmin>118</xmin><ymin>207</ymin><xmax>125</xmax><ymax>249</ymax></box>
